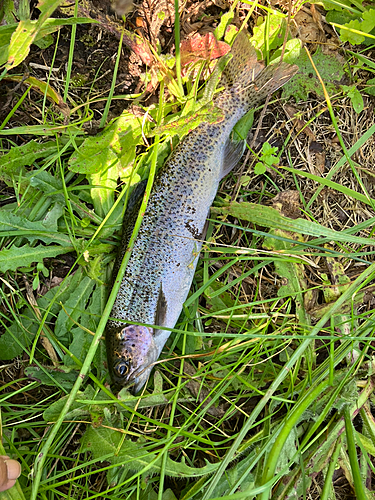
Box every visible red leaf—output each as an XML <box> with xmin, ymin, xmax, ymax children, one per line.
<box><xmin>180</xmin><ymin>32</ymin><xmax>230</xmax><ymax>66</ymax></box>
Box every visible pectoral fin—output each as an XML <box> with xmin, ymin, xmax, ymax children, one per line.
<box><xmin>154</xmin><ymin>283</ymin><xmax>168</xmax><ymax>330</ymax></box>
<box><xmin>220</xmin><ymin>138</ymin><xmax>246</xmax><ymax>179</ymax></box>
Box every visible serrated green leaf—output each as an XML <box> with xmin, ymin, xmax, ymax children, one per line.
<box><xmin>0</xmin><ymin>140</ymin><xmax>57</xmax><ymax>180</ymax></box>
<box><xmin>29</xmin><ymin>170</ymin><xmax>102</xmax><ymax>224</ymax></box>
<box><xmin>81</xmin><ymin>426</ymin><xmax>219</xmax><ymax>477</ymax></box>
<box><xmin>54</xmin><ymin>277</ymin><xmax>95</xmax><ymax>336</ymax></box>
<box><xmin>0</xmin><ymin>271</ymin><xmax>84</xmax><ymax>360</ymax></box>
<box><xmin>0</xmin><ymin>210</ymin><xmax>71</xmax><ymax>245</ymax></box>
<box><xmin>0</xmin><ymin>244</ymin><xmax>74</xmax><ymax>273</ymax></box>
<box><xmin>213</xmin><ymin>202</ymin><xmax>375</xmax><ymax>247</ymax></box>
<box><xmin>43</xmin><ymin>385</ymin><xmax>95</xmax><ymax>422</ymax></box>
<box><xmin>356</xmin><ymin>431</ymin><xmax>375</xmax><ymax>457</ymax></box>
<box><xmin>339</xmin><ymin>9</ymin><xmax>375</xmax><ymax>44</ymax></box>
<box><xmin>325</xmin><ymin>8</ymin><xmax>359</xmax><ymax>26</ymax></box>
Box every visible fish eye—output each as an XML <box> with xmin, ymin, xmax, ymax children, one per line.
<box><xmin>114</xmin><ymin>359</ymin><xmax>130</xmax><ymax>377</ymax></box>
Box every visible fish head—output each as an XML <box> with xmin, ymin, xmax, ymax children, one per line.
<box><xmin>109</xmin><ymin>324</ymin><xmax>159</xmax><ymax>393</ymax></box>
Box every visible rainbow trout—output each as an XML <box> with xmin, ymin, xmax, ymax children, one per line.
<box><xmin>106</xmin><ymin>31</ymin><xmax>298</xmax><ymax>393</ymax></box>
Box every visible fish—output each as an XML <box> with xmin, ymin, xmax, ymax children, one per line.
<box><xmin>106</xmin><ymin>30</ymin><xmax>298</xmax><ymax>393</ymax></box>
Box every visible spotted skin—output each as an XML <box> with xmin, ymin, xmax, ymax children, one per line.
<box><xmin>106</xmin><ymin>31</ymin><xmax>298</xmax><ymax>393</ymax></box>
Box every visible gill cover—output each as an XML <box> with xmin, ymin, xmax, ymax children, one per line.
<box><xmin>110</xmin><ymin>324</ymin><xmax>158</xmax><ymax>389</ymax></box>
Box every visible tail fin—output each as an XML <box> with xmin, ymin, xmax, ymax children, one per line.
<box><xmin>223</xmin><ymin>30</ymin><xmax>264</xmax><ymax>85</ymax></box>
<box><xmin>223</xmin><ymin>30</ymin><xmax>298</xmax><ymax>105</ymax></box>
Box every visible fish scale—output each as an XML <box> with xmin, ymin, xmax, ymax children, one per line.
<box><xmin>106</xmin><ymin>31</ymin><xmax>298</xmax><ymax>393</ymax></box>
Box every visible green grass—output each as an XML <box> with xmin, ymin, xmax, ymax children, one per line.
<box><xmin>1</xmin><ymin>1</ymin><xmax>375</xmax><ymax>499</ymax></box>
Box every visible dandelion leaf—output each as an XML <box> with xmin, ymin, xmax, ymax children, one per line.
<box><xmin>81</xmin><ymin>426</ymin><xmax>219</xmax><ymax>478</ymax></box>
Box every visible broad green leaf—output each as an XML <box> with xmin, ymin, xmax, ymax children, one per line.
<box><xmin>0</xmin><ymin>19</ymin><xmax>95</xmax><ymax>66</ymax></box>
<box><xmin>213</xmin><ymin>202</ymin><xmax>375</xmax><ymax>247</ymax></box>
<box><xmin>88</xmin><ymin>163</ymin><xmax>118</xmax><ymax>218</ymax></box>
<box><xmin>68</xmin><ymin>111</ymin><xmax>143</xmax><ymax>174</ymax></box>
<box><xmin>41</xmin><ymin>202</ymin><xmax>64</xmax><ymax>231</ymax></box>
<box><xmin>54</xmin><ymin>276</ymin><xmax>95</xmax><ymax>336</ymax></box>
<box><xmin>326</xmin><ymin>8</ymin><xmax>359</xmax><ymax>26</ymax></box>
<box><xmin>5</xmin><ymin>19</ymin><xmax>37</xmax><ymax>69</ymax></box>
<box><xmin>341</xmin><ymin>85</ymin><xmax>364</xmax><ymax>113</ymax></box>
<box><xmin>250</xmin><ymin>13</ymin><xmax>287</xmax><ymax>55</ymax></box>
<box><xmin>281</xmin><ymin>47</ymin><xmax>345</xmax><ymax>101</ymax></box>
<box><xmin>214</xmin><ymin>10</ymin><xmax>234</xmax><ymax>40</ymax></box>
<box><xmin>364</xmin><ymin>77</ymin><xmax>375</xmax><ymax>96</ymax></box>
<box><xmin>81</xmin><ymin>425</ymin><xmax>219</xmax><ymax>477</ymax></box>
<box><xmin>151</xmin><ymin>102</ymin><xmax>225</xmax><ymax>138</ymax></box>
<box><xmin>254</xmin><ymin>162</ymin><xmax>267</xmax><ymax>175</ymax></box>
<box><xmin>319</xmin><ymin>0</ymin><xmax>361</xmax><ymax>13</ymax></box>
<box><xmin>0</xmin><ymin>314</ymin><xmax>35</xmax><ymax>360</ymax></box>
<box><xmin>0</xmin><ymin>244</ymin><xmax>74</xmax><ymax>273</ymax></box>
<box><xmin>270</xmin><ymin>38</ymin><xmax>303</xmax><ymax>65</ymax></box>
<box><xmin>232</xmin><ymin>108</ymin><xmax>254</xmax><ymax>143</ymax></box>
